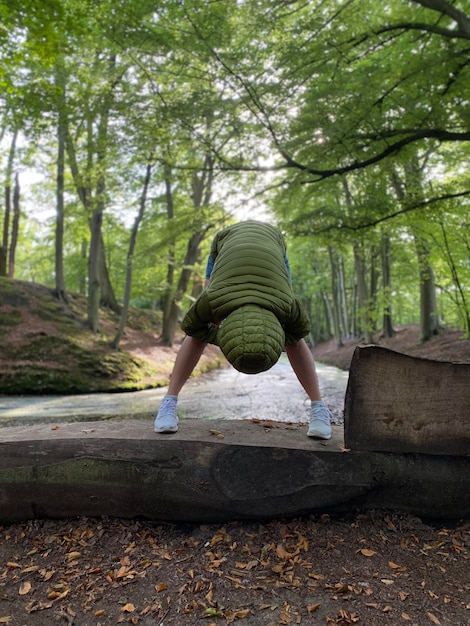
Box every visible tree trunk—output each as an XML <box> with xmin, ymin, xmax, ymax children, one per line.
<box><xmin>161</xmin><ymin>163</ymin><xmax>176</xmax><ymax>346</ymax></box>
<box><xmin>342</xmin><ymin>177</ymin><xmax>373</xmax><ymax>342</ymax></box>
<box><xmin>7</xmin><ymin>173</ymin><xmax>20</xmax><ymax>278</ymax></box>
<box><xmin>413</xmin><ymin>228</ymin><xmax>440</xmax><ymax>342</ymax></box>
<box><xmin>55</xmin><ymin>60</ymin><xmax>67</xmax><ymax>301</ymax></box>
<box><xmin>369</xmin><ymin>244</ymin><xmax>380</xmax><ymax>332</ymax></box>
<box><xmin>79</xmin><ymin>239</ymin><xmax>87</xmax><ymax>295</ymax></box>
<box><xmin>327</xmin><ymin>246</ymin><xmax>344</xmax><ymax>348</ymax></box>
<box><xmin>389</xmin><ymin>161</ymin><xmax>440</xmax><ymax>343</ymax></box>
<box><xmin>354</xmin><ymin>243</ymin><xmax>373</xmax><ymax>343</ymax></box>
<box><xmin>338</xmin><ymin>255</ymin><xmax>350</xmax><ymax>339</ymax></box>
<box><xmin>2</xmin><ymin>130</ymin><xmax>17</xmax><ymax>278</ymax></box>
<box><xmin>163</xmin><ymin>230</ymin><xmax>206</xmax><ymax>346</ymax></box>
<box><xmin>111</xmin><ymin>162</ymin><xmax>152</xmax><ymax>349</ymax></box>
<box><xmin>64</xmin><ymin>54</ymin><xmax>117</xmax><ymax>330</ymax></box>
<box><xmin>0</xmin><ymin>247</ymin><xmax>5</xmax><ymax>276</ymax></box>
<box><xmin>381</xmin><ymin>231</ymin><xmax>395</xmax><ymax>338</ymax></box>
<box><xmin>87</xmin><ymin>208</ymin><xmax>102</xmax><ymax>332</ymax></box>
<box><xmin>98</xmin><ymin>233</ymin><xmax>120</xmax><ymax>313</ymax></box>
<box><xmin>86</xmin><ymin>54</ymin><xmax>116</xmax><ymax>331</ymax></box>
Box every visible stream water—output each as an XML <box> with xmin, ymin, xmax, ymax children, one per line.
<box><xmin>0</xmin><ymin>356</ymin><xmax>348</xmax><ymax>427</ymax></box>
<box><xmin>177</xmin><ymin>355</ymin><xmax>348</xmax><ymax>424</ymax></box>
<box><xmin>0</xmin><ymin>355</ymin><xmax>348</xmax><ymax>427</ymax></box>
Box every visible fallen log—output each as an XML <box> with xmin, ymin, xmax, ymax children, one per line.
<box><xmin>0</xmin><ymin>418</ymin><xmax>469</xmax><ymax>523</ymax></box>
<box><xmin>344</xmin><ymin>346</ymin><xmax>470</xmax><ymax>455</ymax></box>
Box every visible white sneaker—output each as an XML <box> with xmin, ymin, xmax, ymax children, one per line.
<box><xmin>154</xmin><ymin>397</ymin><xmax>179</xmax><ymax>434</ymax></box>
<box><xmin>307</xmin><ymin>404</ymin><xmax>332</xmax><ymax>440</ymax></box>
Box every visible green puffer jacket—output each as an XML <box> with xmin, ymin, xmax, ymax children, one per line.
<box><xmin>181</xmin><ymin>221</ymin><xmax>311</xmax><ymax>345</ymax></box>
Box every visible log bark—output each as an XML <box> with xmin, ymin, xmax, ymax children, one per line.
<box><xmin>0</xmin><ymin>419</ymin><xmax>469</xmax><ymax>524</ymax></box>
<box><xmin>344</xmin><ymin>345</ymin><xmax>470</xmax><ymax>455</ymax></box>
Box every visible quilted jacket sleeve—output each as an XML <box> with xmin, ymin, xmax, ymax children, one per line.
<box><xmin>180</xmin><ymin>291</ymin><xmax>219</xmax><ymax>344</ymax></box>
<box><xmin>283</xmin><ymin>298</ymin><xmax>311</xmax><ymax>345</ymax></box>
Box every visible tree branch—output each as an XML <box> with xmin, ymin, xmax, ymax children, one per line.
<box><xmin>309</xmin><ymin>189</ymin><xmax>470</xmax><ymax>234</ymax></box>
<box><xmin>413</xmin><ymin>0</ymin><xmax>470</xmax><ymax>38</ymax></box>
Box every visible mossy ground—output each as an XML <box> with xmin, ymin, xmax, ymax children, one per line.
<box><xmin>0</xmin><ymin>278</ymin><xmax>223</xmax><ymax>394</ymax></box>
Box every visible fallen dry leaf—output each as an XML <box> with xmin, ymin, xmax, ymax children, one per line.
<box><xmin>427</xmin><ymin>613</ymin><xmax>441</xmax><ymax>625</ymax></box>
<box><xmin>121</xmin><ymin>603</ymin><xmax>135</xmax><ymax>613</ymax></box>
<box><xmin>208</xmin><ymin>429</ymin><xmax>224</xmax><ymax>439</ymax></box>
<box><xmin>359</xmin><ymin>549</ymin><xmax>376</xmax><ymax>557</ymax></box>
<box><xmin>18</xmin><ymin>582</ymin><xmax>31</xmax><ymax>595</ymax></box>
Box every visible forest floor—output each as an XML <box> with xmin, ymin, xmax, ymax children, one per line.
<box><xmin>0</xmin><ymin>279</ymin><xmax>469</xmax><ymax>626</ymax></box>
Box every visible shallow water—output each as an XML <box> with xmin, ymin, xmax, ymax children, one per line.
<box><xmin>0</xmin><ymin>356</ymin><xmax>348</xmax><ymax>426</ymax></box>
<box><xmin>177</xmin><ymin>355</ymin><xmax>348</xmax><ymax>424</ymax></box>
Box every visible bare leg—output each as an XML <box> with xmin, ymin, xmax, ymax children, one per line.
<box><xmin>285</xmin><ymin>339</ymin><xmax>322</xmax><ymax>401</ymax></box>
<box><xmin>155</xmin><ymin>336</ymin><xmax>207</xmax><ymax>433</ymax></box>
<box><xmin>286</xmin><ymin>339</ymin><xmax>331</xmax><ymax>439</ymax></box>
<box><xmin>167</xmin><ymin>335</ymin><xmax>207</xmax><ymax>395</ymax></box>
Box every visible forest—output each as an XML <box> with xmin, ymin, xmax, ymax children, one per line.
<box><xmin>1</xmin><ymin>0</ymin><xmax>469</xmax><ymax>348</ymax></box>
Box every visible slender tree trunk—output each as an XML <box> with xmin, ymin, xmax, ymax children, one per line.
<box><xmin>1</xmin><ymin>130</ymin><xmax>18</xmax><ymax>277</ymax></box>
<box><xmin>369</xmin><ymin>244</ymin><xmax>380</xmax><ymax>332</ymax></box>
<box><xmin>319</xmin><ymin>292</ymin><xmax>333</xmax><ymax>342</ymax></box>
<box><xmin>413</xmin><ymin>228</ymin><xmax>440</xmax><ymax>342</ymax></box>
<box><xmin>55</xmin><ymin>57</ymin><xmax>67</xmax><ymax>301</ymax></box>
<box><xmin>342</xmin><ymin>176</ymin><xmax>373</xmax><ymax>342</ymax></box>
<box><xmin>2</xmin><ymin>179</ymin><xmax>11</xmax><ymax>276</ymax></box>
<box><xmin>354</xmin><ymin>243</ymin><xmax>373</xmax><ymax>343</ymax></box>
<box><xmin>161</xmin><ymin>163</ymin><xmax>176</xmax><ymax>346</ymax></box>
<box><xmin>389</xmin><ymin>163</ymin><xmax>440</xmax><ymax>343</ymax></box>
<box><xmin>311</xmin><ymin>260</ymin><xmax>332</xmax><ymax>343</ymax></box>
<box><xmin>86</xmin><ymin>55</ymin><xmax>116</xmax><ymax>331</ymax></box>
<box><xmin>163</xmin><ymin>231</ymin><xmax>206</xmax><ymax>346</ymax></box>
<box><xmin>98</xmin><ymin>233</ymin><xmax>120</xmax><ymax>313</ymax></box>
<box><xmin>327</xmin><ymin>246</ymin><xmax>344</xmax><ymax>348</ymax></box>
<box><xmin>7</xmin><ymin>173</ymin><xmax>20</xmax><ymax>278</ymax></box>
<box><xmin>79</xmin><ymin>239</ymin><xmax>87</xmax><ymax>295</ymax></box>
<box><xmin>338</xmin><ymin>255</ymin><xmax>350</xmax><ymax>339</ymax></box>
<box><xmin>112</xmin><ymin>162</ymin><xmax>153</xmax><ymax>349</ymax></box>
<box><xmin>87</xmin><ymin>208</ymin><xmax>102</xmax><ymax>332</ymax></box>
<box><xmin>381</xmin><ymin>231</ymin><xmax>395</xmax><ymax>338</ymax></box>
<box><xmin>64</xmin><ymin>54</ymin><xmax>118</xmax><ymax>329</ymax></box>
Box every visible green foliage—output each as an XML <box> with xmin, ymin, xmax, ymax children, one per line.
<box><xmin>1</xmin><ymin>0</ymin><xmax>469</xmax><ymax>343</ymax></box>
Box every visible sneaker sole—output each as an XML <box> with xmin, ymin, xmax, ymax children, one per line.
<box><xmin>154</xmin><ymin>426</ymin><xmax>178</xmax><ymax>434</ymax></box>
<box><xmin>307</xmin><ymin>430</ymin><xmax>331</xmax><ymax>440</ymax></box>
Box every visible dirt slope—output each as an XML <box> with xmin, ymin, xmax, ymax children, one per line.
<box><xmin>0</xmin><ymin>278</ymin><xmax>223</xmax><ymax>394</ymax></box>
